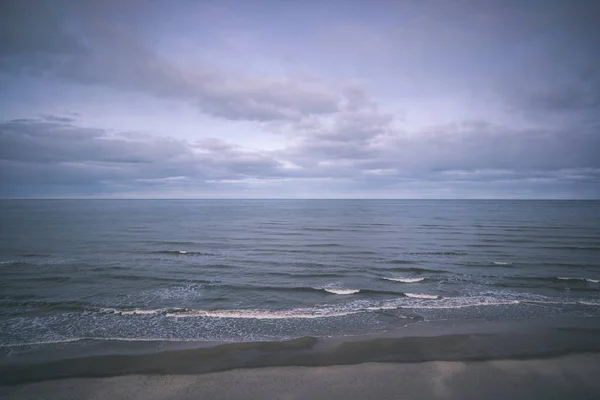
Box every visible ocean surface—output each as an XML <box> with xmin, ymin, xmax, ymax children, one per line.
<box><xmin>1</xmin><ymin>200</ymin><xmax>600</xmax><ymax>347</ymax></box>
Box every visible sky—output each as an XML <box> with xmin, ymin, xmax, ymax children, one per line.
<box><xmin>1</xmin><ymin>0</ymin><xmax>599</xmax><ymax>199</ymax></box>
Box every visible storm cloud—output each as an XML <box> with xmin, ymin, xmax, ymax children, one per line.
<box><xmin>1</xmin><ymin>0</ymin><xmax>599</xmax><ymax>198</ymax></box>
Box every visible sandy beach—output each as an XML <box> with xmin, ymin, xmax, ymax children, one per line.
<box><xmin>1</xmin><ymin>353</ymin><xmax>599</xmax><ymax>399</ymax></box>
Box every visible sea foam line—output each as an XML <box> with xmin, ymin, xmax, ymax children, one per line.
<box><xmin>315</xmin><ymin>284</ymin><xmax>361</xmax><ymax>295</ymax></box>
<box><xmin>100</xmin><ymin>307</ymin><xmax>361</xmax><ymax>319</ymax></box>
<box><xmin>383</xmin><ymin>277</ymin><xmax>426</xmax><ymax>283</ymax></box>
<box><xmin>557</xmin><ymin>277</ymin><xmax>600</xmax><ymax>283</ymax></box>
<box><xmin>579</xmin><ymin>300</ymin><xmax>600</xmax><ymax>306</ymax></box>
<box><xmin>165</xmin><ymin>308</ymin><xmax>358</xmax><ymax>319</ymax></box>
<box><xmin>321</xmin><ymin>288</ymin><xmax>360</xmax><ymax>295</ymax></box>
<box><xmin>403</xmin><ymin>293</ymin><xmax>439</xmax><ymax>299</ymax></box>
<box><xmin>91</xmin><ymin>291</ymin><xmax>587</xmax><ymax>320</ymax></box>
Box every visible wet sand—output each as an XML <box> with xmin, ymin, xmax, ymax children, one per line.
<box><xmin>1</xmin><ymin>353</ymin><xmax>600</xmax><ymax>399</ymax></box>
<box><xmin>3</xmin><ymin>318</ymin><xmax>600</xmax><ymax>399</ymax></box>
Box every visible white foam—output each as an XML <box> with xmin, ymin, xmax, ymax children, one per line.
<box><xmin>396</xmin><ymin>290</ymin><xmax>575</xmax><ymax>309</ymax></box>
<box><xmin>387</xmin><ymin>293</ymin><xmax>525</xmax><ymax>309</ymax></box>
<box><xmin>101</xmin><ymin>308</ymin><xmax>166</xmax><ymax>316</ymax></box>
<box><xmin>178</xmin><ymin>251</ymin><xmax>188</xmax><ymax>254</ymax></box>
<box><xmin>364</xmin><ymin>305</ymin><xmax>399</xmax><ymax>311</ymax></box>
<box><xmin>492</xmin><ymin>261</ymin><xmax>511</xmax><ymax>265</ymax></box>
<box><xmin>95</xmin><ymin>290</ymin><xmax>585</xmax><ymax>320</ymax></box>
<box><xmin>384</xmin><ymin>277</ymin><xmax>425</xmax><ymax>283</ymax></box>
<box><xmin>0</xmin><ymin>260</ymin><xmax>23</xmax><ymax>265</ymax></box>
<box><xmin>165</xmin><ymin>308</ymin><xmax>359</xmax><ymax>319</ymax></box>
<box><xmin>316</xmin><ymin>283</ymin><xmax>360</xmax><ymax>295</ymax></box>
<box><xmin>557</xmin><ymin>277</ymin><xmax>600</xmax><ymax>283</ymax></box>
<box><xmin>100</xmin><ymin>306</ymin><xmax>362</xmax><ymax>320</ymax></box>
<box><xmin>406</xmin><ymin>299</ymin><xmax>521</xmax><ymax>309</ymax></box>
<box><xmin>579</xmin><ymin>300</ymin><xmax>600</xmax><ymax>306</ymax></box>
<box><xmin>404</xmin><ymin>293</ymin><xmax>439</xmax><ymax>299</ymax></box>
<box><xmin>322</xmin><ymin>288</ymin><xmax>360</xmax><ymax>295</ymax></box>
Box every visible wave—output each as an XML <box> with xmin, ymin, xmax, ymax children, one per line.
<box><xmin>382</xmin><ymin>267</ymin><xmax>447</xmax><ymax>274</ymax></box>
<box><xmin>147</xmin><ymin>241</ymin><xmax>197</xmax><ymax>246</ymax></box>
<box><xmin>264</xmin><ymin>271</ymin><xmax>346</xmax><ymax>279</ymax></box>
<box><xmin>101</xmin><ymin>307</ymin><xmax>360</xmax><ymax>319</ymax></box>
<box><xmin>540</xmin><ymin>246</ymin><xmax>600</xmax><ymax>252</ymax></box>
<box><xmin>201</xmin><ymin>264</ymin><xmax>238</xmax><ymax>269</ymax></box>
<box><xmin>212</xmin><ymin>284</ymin><xmax>396</xmax><ymax>296</ymax></box>
<box><xmin>20</xmin><ymin>276</ymin><xmax>72</xmax><ymax>283</ymax></box>
<box><xmin>579</xmin><ymin>300</ymin><xmax>600</xmax><ymax>306</ymax></box>
<box><xmin>393</xmin><ymin>290</ymin><xmax>552</xmax><ymax>308</ymax></box>
<box><xmin>100</xmin><ymin>308</ymin><xmax>166</xmax><ymax>316</ymax></box>
<box><xmin>404</xmin><ymin>293</ymin><xmax>439</xmax><ymax>299</ymax></box>
<box><xmin>384</xmin><ymin>260</ymin><xmax>419</xmax><ymax>265</ymax></box>
<box><xmin>168</xmin><ymin>308</ymin><xmax>358</xmax><ymax>319</ymax></box>
<box><xmin>1</xmin><ymin>256</ymin><xmax>53</xmax><ymax>265</ymax></box>
<box><xmin>407</xmin><ymin>251</ymin><xmax>469</xmax><ymax>256</ymax></box>
<box><xmin>383</xmin><ymin>277</ymin><xmax>426</xmax><ymax>283</ymax></box>
<box><xmin>51</xmin><ymin>289</ymin><xmax>591</xmax><ymax>321</ymax></box>
<box><xmin>498</xmin><ymin>276</ymin><xmax>600</xmax><ymax>284</ymax></box>
<box><xmin>557</xmin><ymin>277</ymin><xmax>600</xmax><ymax>283</ymax></box>
<box><xmin>153</xmin><ymin>250</ymin><xmax>216</xmax><ymax>256</ymax></box>
<box><xmin>94</xmin><ymin>295</ymin><xmax>527</xmax><ymax>320</ymax></box>
<box><xmin>300</xmin><ymin>228</ymin><xmax>345</xmax><ymax>232</ymax></box>
<box><xmin>93</xmin><ymin>273</ymin><xmax>210</xmax><ymax>284</ymax></box>
<box><xmin>320</xmin><ymin>288</ymin><xmax>360</xmax><ymax>295</ymax></box>
<box><xmin>492</xmin><ymin>261</ymin><xmax>512</xmax><ymax>265</ymax></box>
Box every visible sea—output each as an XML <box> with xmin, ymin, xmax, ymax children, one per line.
<box><xmin>1</xmin><ymin>199</ymin><xmax>600</xmax><ymax>376</ymax></box>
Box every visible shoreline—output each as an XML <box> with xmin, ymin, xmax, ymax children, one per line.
<box><xmin>2</xmin><ymin>316</ymin><xmax>600</xmax><ymax>385</ymax></box>
<box><xmin>2</xmin><ymin>354</ymin><xmax>600</xmax><ymax>399</ymax></box>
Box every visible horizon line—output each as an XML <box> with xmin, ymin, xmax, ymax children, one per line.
<box><xmin>1</xmin><ymin>197</ymin><xmax>598</xmax><ymax>201</ymax></box>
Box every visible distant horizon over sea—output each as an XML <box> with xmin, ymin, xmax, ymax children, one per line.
<box><xmin>3</xmin><ymin>197</ymin><xmax>600</xmax><ymax>200</ymax></box>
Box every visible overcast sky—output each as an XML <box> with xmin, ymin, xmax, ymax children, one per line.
<box><xmin>1</xmin><ymin>0</ymin><xmax>599</xmax><ymax>199</ymax></box>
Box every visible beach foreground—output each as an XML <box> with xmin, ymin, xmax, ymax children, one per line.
<box><xmin>1</xmin><ymin>353</ymin><xmax>599</xmax><ymax>400</ymax></box>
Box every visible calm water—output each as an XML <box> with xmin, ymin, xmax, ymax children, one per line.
<box><xmin>1</xmin><ymin>200</ymin><xmax>599</xmax><ymax>345</ymax></box>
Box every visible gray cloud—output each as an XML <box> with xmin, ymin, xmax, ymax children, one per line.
<box><xmin>0</xmin><ymin>1</ymin><xmax>83</xmax><ymax>57</ymax></box>
<box><xmin>0</xmin><ymin>1</ymin><xmax>344</xmax><ymax>122</ymax></box>
<box><xmin>496</xmin><ymin>1</ymin><xmax>600</xmax><ymax>119</ymax></box>
<box><xmin>1</xmin><ymin>0</ymin><xmax>599</xmax><ymax>198</ymax></box>
<box><xmin>1</xmin><ymin>116</ymin><xmax>598</xmax><ymax>198</ymax></box>
<box><xmin>0</xmin><ymin>118</ymin><xmax>285</xmax><ymax>196</ymax></box>
<box><xmin>522</xmin><ymin>66</ymin><xmax>600</xmax><ymax>115</ymax></box>
<box><xmin>0</xmin><ymin>120</ymin><xmax>189</xmax><ymax>164</ymax></box>
<box><xmin>277</xmin><ymin>117</ymin><xmax>600</xmax><ymax>189</ymax></box>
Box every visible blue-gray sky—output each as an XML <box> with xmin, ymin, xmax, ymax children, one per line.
<box><xmin>1</xmin><ymin>0</ymin><xmax>599</xmax><ymax>198</ymax></box>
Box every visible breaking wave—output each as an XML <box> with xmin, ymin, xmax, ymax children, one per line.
<box><xmin>404</xmin><ymin>293</ymin><xmax>439</xmax><ymax>299</ymax></box>
<box><xmin>383</xmin><ymin>277</ymin><xmax>426</xmax><ymax>283</ymax></box>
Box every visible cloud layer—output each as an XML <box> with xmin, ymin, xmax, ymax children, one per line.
<box><xmin>1</xmin><ymin>0</ymin><xmax>599</xmax><ymax>198</ymax></box>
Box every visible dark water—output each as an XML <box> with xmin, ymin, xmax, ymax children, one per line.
<box><xmin>1</xmin><ymin>200</ymin><xmax>599</xmax><ymax>346</ymax></box>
